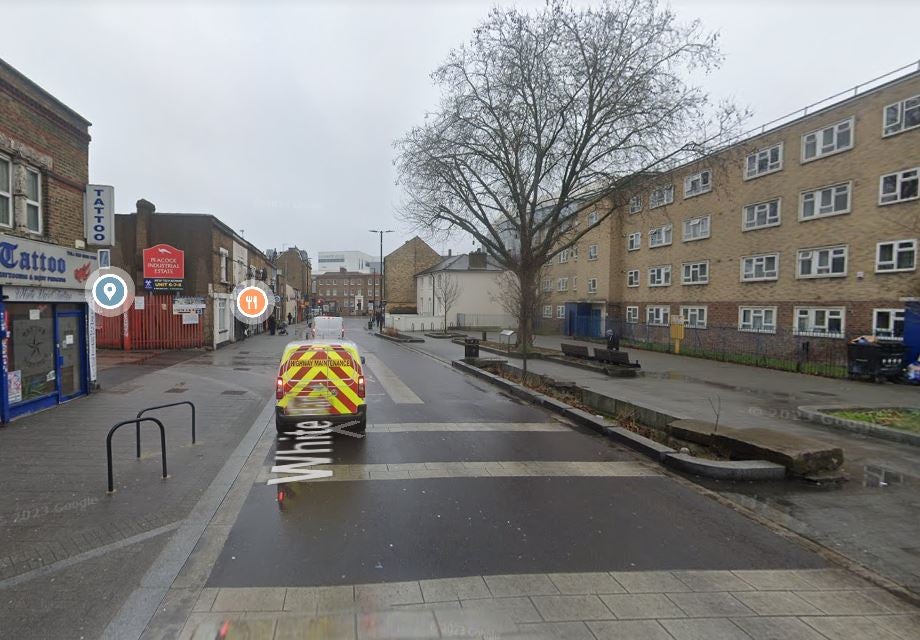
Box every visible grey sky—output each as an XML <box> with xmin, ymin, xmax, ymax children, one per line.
<box><xmin>3</xmin><ymin>0</ymin><xmax>918</xmax><ymax>262</ymax></box>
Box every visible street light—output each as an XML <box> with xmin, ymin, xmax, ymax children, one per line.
<box><xmin>369</xmin><ymin>229</ymin><xmax>394</xmax><ymax>315</ymax></box>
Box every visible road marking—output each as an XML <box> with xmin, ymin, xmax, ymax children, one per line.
<box><xmin>255</xmin><ymin>460</ymin><xmax>659</xmax><ymax>483</ymax></box>
<box><xmin>369</xmin><ymin>422</ymin><xmax>569</xmax><ymax>432</ymax></box>
<box><xmin>363</xmin><ymin>353</ymin><xmax>423</xmax><ymax>404</ymax></box>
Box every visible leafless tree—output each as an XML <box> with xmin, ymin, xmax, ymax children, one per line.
<box><xmin>395</xmin><ymin>0</ymin><xmax>744</xmax><ymax>370</ymax></box>
<box><xmin>433</xmin><ymin>272</ymin><xmax>462</xmax><ymax>331</ymax></box>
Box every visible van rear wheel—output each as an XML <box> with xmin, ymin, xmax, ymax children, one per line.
<box><xmin>275</xmin><ymin>416</ymin><xmax>288</xmax><ymax>434</ymax></box>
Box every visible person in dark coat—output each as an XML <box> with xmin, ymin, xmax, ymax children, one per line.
<box><xmin>268</xmin><ymin>314</ymin><xmax>277</xmax><ymax>336</ymax></box>
<box><xmin>287</xmin><ymin>312</ymin><xmax>293</xmax><ymax>325</ymax></box>
<box><xmin>606</xmin><ymin>328</ymin><xmax>619</xmax><ymax>351</ymax></box>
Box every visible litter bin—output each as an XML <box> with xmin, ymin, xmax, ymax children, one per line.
<box><xmin>368</xmin><ymin>319</ymin><xmax>373</xmax><ymax>330</ymax></box>
<box><xmin>847</xmin><ymin>340</ymin><xmax>905</xmax><ymax>382</ymax></box>
<box><xmin>464</xmin><ymin>337</ymin><xmax>480</xmax><ymax>359</ymax></box>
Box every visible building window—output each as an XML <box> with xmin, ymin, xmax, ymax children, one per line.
<box><xmin>587</xmin><ymin>278</ymin><xmax>598</xmax><ymax>293</ymax></box>
<box><xmin>883</xmin><ymin>95</ymin><xmax>920</xmax><ymax>136</ymax></box>
<box><xmin>801</xmin><ymin>117</ymin><xmax>853</xmax><ymax>162</ymax></box>
<box><xmin>648</xmin><ymin>265</ymin><xmax>671</xmax><ymax>287</ymax></box>
<box><xmin>542</xmin><ymin>278</ymin><xmax>552</xmax><ymax>291</ymax></box>
<box><xmin>588</xmin><ymin>244</ymin><xmax>598</xmax><ymax>260</ymax></box>
<box><xmin>744</xmin><ymin>143</ymin><xmax>783</xmax><ymax>179</ymax></box>
<box><xmin>794</xmin><ymin>307</ymin><xmax>845</xmax><ymax>337</ymax></box>
<box><xmin>649</xmin><ymin>184</ymin><xmax>674</xmax><ymax>208</ymax></box>
<box><xmin>743</xmin><ymin>198</ymin><xmax>781</xmax><ymax>231</ymax></box>
<box><xmin>797</xmin><ymin>245</ymin><xmax>847</xmax><ymax>278</ymax></box>
<box><xmin>627</xmin><ymin>232</ymin><xmax>641</xmax><ymax>251</ymax></box>
<box><xmin>873</xmin><ymin>309</ymin><xmax>905</xmax><ymax>340</ymax></box>
<box><xmin>587</xmin><ymin>211</ymin><xmax>598</xmax><ymax>225</ymax></box>
<box><xmin>739</xmin><ymin>307</ymin><xmax>777</xmax><ymax>333</ymax></box>
<box><xmin>626</xmin><ymin>306</ymin><xmax>639</xmax><ymax>323</ymax></box>
<box><xmin>626</xmin><ymin>270</ymin><xmax>639</xmax><ymax>287</ymax></box>
<box><xmin>0</xmin><ymin>155</ymin><xmax>10</xmax><ymax>228</ymax></box>
<box><xmin>629</xmin><ymin>196</ymin><xmax>642</xmax><ymax>214</ymax></box>
<box><xmin>681</xmin><ymin>306</ymin><xmax>707</xmax><ymax>329</ymax></box>
<box><xmin>741</xmin><ymin>254</ymin><xmax>779</xmax><ymax>281</ymax></box>
<box><xmin>683</xmin><ymin>170</ymin><xmax>712</xmax><ymax>198</ymax></box>
<box><xmin>682</xmin><ymin>261</ymin><xmax>709</xmax><ymax>285</ymax></box>
<box><xmin>647</xmin><ymin>305</ymin><xmax>670</xmax><ymax>326</ymax></box>
<box><xmin>557</xmin><ymin>277</ymin><xmax>568</xmax><ymax>291</ymax></box>
<box><xmin>879</xmin><ymin>167</ymin><xmax>919</xmax><ymax>205</ymax></box>
<box><xmin>556</xmin><ymin>305</ymin><xmax>565</xmax><ymax>319</ymax></box>
<box><xmin>648</xmin><ymin>224</ymin><xmax>672</xmax><ymax>248</ymax></box>
<box><xmin>682</xmin><ymin>215</ymin><xmax>710</xmax><ymax>242</ymax></box>
<box><xmin>800</xmin><ymin>182</ymin><xmax>851</xmax><ymax>220</ymax></box>
<box><xmin>572</xmin><ymin>276</ymin><xmax>577</xmax><ymax>290</ymax></box>
<box><xmin>543</xmin><ymin>305</ymin><xmax>552</xmax><ymax>318</ymax></box>
<box><xmin>218</xmin><ymin>298</ymin><xmax>228</xmax><ymax>333</ymax></box>
<box><xmin>25</xmin><ymin>167</ymin><xmax>41</xmax><ymax>234</ymax></box>
<box><xmin>219</xmin><ymin>249</ymin><xmax>229</xmax><ymax>282</ymax></box>
<box><xmin>876</xmin><ymin>239</ymin><xmax>916</xmax><ymax>272</ymax></box>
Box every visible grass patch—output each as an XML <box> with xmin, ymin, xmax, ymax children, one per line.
<box><xmin>827</xmin><ymin>408</ymin><xmax>920</xmax><ymax>433</ymax></box>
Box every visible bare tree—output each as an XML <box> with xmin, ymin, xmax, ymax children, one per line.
<box><xmin>491</xmin><ymin>269</ymin><xmax>549</xmax><ymax>348</ymax></box>
<box><xmin>395</xmin><ymin>0</ymin><xmax>744</xmax><ymax>373</ymax></box>
<box><xmin>433</xmin><ymin>272</ymin><xmax>462</xmax><ymax>332</ymax></box>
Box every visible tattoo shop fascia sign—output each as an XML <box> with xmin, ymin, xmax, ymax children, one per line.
<box><xmin>0</xmin><ymin>234</ymin><xmax>97</xmax><ymax>289</ymax></box>
<box><xmin>84</xmin><ymin>184</ymin><xmax>115</xmax><ymax>247</ymax></box>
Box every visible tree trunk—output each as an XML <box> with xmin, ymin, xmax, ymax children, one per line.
<box><xmin>517</xmin><ymin>268</ymin><xmax>536</xmax><ymax>380</ymax></box>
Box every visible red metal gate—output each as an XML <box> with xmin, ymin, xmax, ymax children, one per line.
<box><xmin>96</xmin><ymin>294</ymin><xmax>204</xmax><ymax>350</ymax></box>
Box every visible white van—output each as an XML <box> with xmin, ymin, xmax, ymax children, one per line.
<box><xmin>311</xmin><ymin>315</ymin><xmax>345</xmax><ymax>339</ymax></box>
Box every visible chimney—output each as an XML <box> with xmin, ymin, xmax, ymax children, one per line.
<box><xmin>468</xmin><ymin>251</ymin><xmax>486</xmax><ymax>270</ymax></box>
<box><xmin>448</xmin><ymin>249</ymin><xmax>452</xmax><ymax>256</ymax></box>
<box><xmin>136</xmin><ymin>198</ymin><xmax>155</xmax><ymax>215</ymax></box>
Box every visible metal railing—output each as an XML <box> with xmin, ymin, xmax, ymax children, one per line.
<box><xmin>134</xmin><ymin>401</ymin><xmax>196</xmax><ymax>458</ymax></box>
<box><xmin>106</xmin><ymin>418</ymin><xmax>168</xmax><ymax>494</ymax></box>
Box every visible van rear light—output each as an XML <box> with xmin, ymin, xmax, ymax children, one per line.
<box><xmin>276</xmin><ymin>376</ymin><xmax>284</xmax><ymax>399</ymax></box>
<box><xmin>357</xmin><ymin>375</ymin><xmax>365</xmax><ymax>398</ymax></box>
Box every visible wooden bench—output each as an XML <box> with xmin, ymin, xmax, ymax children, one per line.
<box><xmin>561</xmin><ymin>343</ymin><xmax>592</xmax><ymax>359</ymax></box>
<box><xmin>594</xmin><ymin>348</ymin><xmax>638</xmax><ymax>368</ymax></box>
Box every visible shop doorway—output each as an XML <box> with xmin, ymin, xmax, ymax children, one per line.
<box><xmin>55</xmin><ymin>309</ymin><xmax>86</xmax><ymax>401</ymax></box>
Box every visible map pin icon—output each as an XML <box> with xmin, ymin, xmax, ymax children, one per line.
<box><xmin>102</xmin><ymin>282</ymin><xmax>117</xmax><ymax>302</ymax></box>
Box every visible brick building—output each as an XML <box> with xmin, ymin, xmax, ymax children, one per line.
<box><xmin>112</xmin><ymin>199</ymin><xmax>277</xmax><ymax>349</ymax></box>
<box><xmin>541</xmin><ymin>64</ymin><xmax>920</xmax><ymax>373</ymax></box>
<box><xmin>272</xmin><ymin>246</ymin><xmax>311</xmax><ymax>321</ymax></box>
<box><xmin>312</xmin><ymin>268</ymin><xmax>381</xmax><ymax>316</ymax></box>
<box><xmin>383</xmin><ymin>236</ymin><xmax>441</xmax><ymax>313</ymax></box>
<box><xmin>0</xmin><ymin>58</ymin><xmax>98</xmax><ymax>422</ymax></box>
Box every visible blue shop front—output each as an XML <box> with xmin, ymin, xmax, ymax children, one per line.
<box><xmin>0</xmin><ymin>235</ymin><xmax>98</xmax><ymax>422</ymax></box>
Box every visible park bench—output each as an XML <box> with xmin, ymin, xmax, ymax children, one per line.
<box><xmin>561</xmin><ymin>343</ymin><xmax>592</xmax><ymax>359</ymax></box>
<box><xmin>594</xmin><ymin>348</ymin><xmax>640</xmax><ymax>368</ymax></box>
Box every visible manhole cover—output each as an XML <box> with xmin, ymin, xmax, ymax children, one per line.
<box><xmin>221</xmin><ymin>390</ymin><xmax>247</xmax><ymax>395</ymax></box>
<box><xmin>165</xmin><ymin>388</ymin><xmax>188</xmax><ymax>393</ymax></box>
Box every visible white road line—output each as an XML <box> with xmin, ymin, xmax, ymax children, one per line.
<box><xmin>364</xmin><ymin>353</ymin><xmax>424</xmax><ymax>404</ymax></box>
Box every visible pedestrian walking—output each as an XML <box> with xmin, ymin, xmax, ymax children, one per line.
<box><xmin>268</xmin><ymin>314</ymin><xmax>277</xmax><ymax>336</ymax></box>
<box><xmin>606</xmin><ymin>328</ymin><xmax>619</xmax><ymax>351</ymax></box>
<box><xmin>287</xmin><ymin>312</ymin><xmax>293</xmax><ymax>325</ymax></box>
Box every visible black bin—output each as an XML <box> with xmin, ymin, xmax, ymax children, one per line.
<box><xmin>464</xmin><ymin>337</ymin><xmax>480</xmax><ymax>358</ymax></box>
<box><xmin>847</xmin><ymin>341</ymin><xmax>905</xmax><ymax>381</ymax></box>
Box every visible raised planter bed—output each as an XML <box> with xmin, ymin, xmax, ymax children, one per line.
<box><xmin>798</xmin><ymin>405</ymin><xmax>920</xmax><ymax>448</ymax></box>
<box><xmin>374</xmin><ymin>331</ymin><xmax>425</xmax><ymax>344</ymax></box>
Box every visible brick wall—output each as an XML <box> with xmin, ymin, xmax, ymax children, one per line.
<box><xmin>384</xmin><ymin>237</ymin><xmax>442</xmax><ymax>311</ymax></box>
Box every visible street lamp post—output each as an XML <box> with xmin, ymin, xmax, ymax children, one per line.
<box><xmin>369</xmin><ymin>229</ymin><xmax>394</xmax><ymax>318</ymax></box>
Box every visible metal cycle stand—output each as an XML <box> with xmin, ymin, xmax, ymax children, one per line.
<box><xmin>134</xmin><ymin>401</ymin><xmax>197</xmax><ymax>458</ymax></box>
<box><xmin>106</xmin><ymin>417</ymin><xmax>168</xmax><ymax>494</ymax></box>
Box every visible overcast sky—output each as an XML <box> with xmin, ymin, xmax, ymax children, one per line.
<box><xmin>3</xmin><ymin>0</ymin><xmax>919</xmax><ymax>263</ymax></box>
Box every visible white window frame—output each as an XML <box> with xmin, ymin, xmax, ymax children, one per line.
<box><xmin>648</xmin><ymin>265</ymin><xmax>671</xmax><ymax>287</ymax></box>
<box><xmin>879</xmin><ymin>167</ymin><xmax>919</xmax><ymax>205</ymax></box>
<box><xmin>542</xmin><ymin>305</ymin><xmax>552</xmax><ymax>318</ymax></box>
<box><xmin>542</xmin><ymin>278</ymin><xmax>552</xmax><ymax>292</ymax></box>
<box><xmin>0</xmin><ymin>154</ymin><xmax>10</xmax><ymax>229</ymax></box>
<box><xmin>873</xmin><ymin>308</ymin><xmax>905</xmax><ymax>340</ymax></box>
<box><xmin>744</xmin><ymin>142</ymin><xmax>783</xmax><ymax>179</ymax></box>
<box><xmin>649</xmin><ymin>184</ymin><xmax>674</xmax><ymax>209</ymax></box>
<box><xmin>680</xmin><ymin>305</ymin><xmax>707</xmax><ymax>329</ymax></box>
<box><xmin>588</xmin><ymin>244</ymin><xmax>598</xmax><ymax>260</ymax></box>
<box><xmin>648</xmin><ymin>224</ymin><xmax>672</xmax><ymax>248</ymax></box>
<box><xmin>556</xmin><ymin>305</ymin><xmax>565</xmax><ymax>319</ymax></box>
<box><xmin>629</xmin><ymin>195</ymin><xmax>642</xmax><ymax>214</ymax></box>
<box><xmin>683</xmin><ymin>170</ymin><xmax>712</xmax><ymax>198</ymax></box>
<box><xmin>742</xmin><ymin>198</ymin><xmax>781</xmax><ymax>231</ymax></box>
<box><xmin>558</xmin><ymin>250</ymin><xmax>568</xmax><ymax>264</ymax></box>
<box><xmin>627</xmin><ymin>232</ymin><xmax>641</xmax><ymax>251</ymax></box>
<box><xmin>681</xmin><ymin>261</ymin><xmax>709</xmax><ymax>285</ymax></box>
<box><xmin>741</xmin><ymin>254</ymin><xmax>779</xmax><ymax>282</ymax></box>
<box><xmin>739</xmin><ymin>306</ymin><xmax>777</xmax><ymax>334</ymax></box>
<box><xmin>794</xmin><ymin>307</ymin><xmax>846</xmax><ymax>338</ymax></box>
<box><xmin>625</xmin><ymin>306</ymin><xmax>639</xmax><ymax>324</ymax></box>
<box><xmin>24</xmin><ymin>166</ymin><xmax>42</xmax><ymax>234</ymax></box>
<box><xmin>797</xmin><ymin>245</ymin><xmax>847</xmax><ymax>279</ymax></box>
<box><xmin>682</xmin><ymin>215</ymin><xmax>710</xmax><ymax>242</ymax></box>
<box><xmin>557</xmin><ymin>277</ymin><xmax>569</xmax><ymax>292</ymax></box>
<box><xmin>587</xmin><ymin>211</ymin><xmax>598</xmax><ymax>225</ymax></box>
<box><xmin>587</xmin><ymin>278</ymin><xmax>598</xmax><ymax>293</ymax></box>
<box><xmin>875</xmin><ymin>239</ymin><xmax>917</xmax><ymax>273</ymax></box>
<box><xmin>219</xmin><ymin>248</ymin><xmax>230</xmax><ymax>283</ymax></box>
<box><xmin>883</xmin><ymin>95</ymin><xmax>920</xmax><ymax>137</ymax></box>
<box><xmin>799</xmin><ymin>182</ymin><xmax>851</xmax><ymax>221</ymax></box>
<box><xmin>801</xmin><ymin>117</ymin><xmax>854</xmax><ymax>162</ymax></box>
<box><xmin>626</xmin><ymin>270</ymin><xmax>640</xmax><ymax>287</ymax></box>
<box><xmin>647</xmin><ymin>305</ymin><xmax>670</xmax><ymax>326</ymax></box>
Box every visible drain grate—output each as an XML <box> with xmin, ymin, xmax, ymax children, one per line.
<box><xmin>221</xmin><ymin>390</ymin><xmax>247</xmax><ymax>395</ymax></box>
<box><xmin>165</xmin><ymin>388</ymin><xmax>188</xmax><ymax>394</ymax></box>
<box><xmin>233</xmin><ymin>367</ymin><xmax>251</xmax><ymax>371</ymax></box>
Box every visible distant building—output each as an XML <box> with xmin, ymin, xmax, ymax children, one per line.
<box><xmin>312</xmin><ymin>268</ymin><xmax>381</xmax><ymax>315</ymax></box>
<box><xmin>383</xmin><ymin>237</ymin><xmax>441</xmax><ymax>313</ymax></box>
<box><xmin>271</xmin><ymin>247</ymin><xmax>311</xmax><ymax>322</ymax></box>
<box><xmin>415</xmin><ymin>251</ymin><xmax>510</xmax><ymax>328</ymax></box>
<box><xmin>314</xmin><ymin>250</ymin><xmax>375</xmax><ymax>274</ymax></box>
